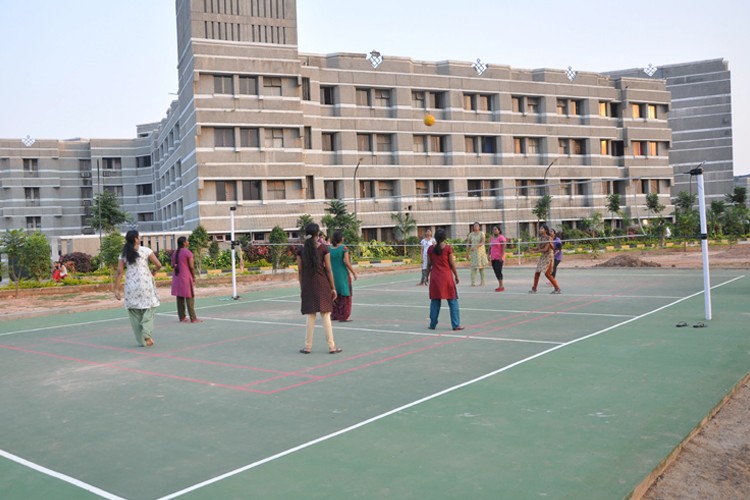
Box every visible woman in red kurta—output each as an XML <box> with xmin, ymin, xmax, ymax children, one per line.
<box><xmin>426</xmin><ymin>228</ymin><xmax>463</xmax><ymax>331</ymax></box>
<box><xmin>171</xmin><ymin>236</ymin><xmax>201</xmax><ymax>322</ymax></box>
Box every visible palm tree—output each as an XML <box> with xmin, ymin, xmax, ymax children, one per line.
<box><xmin>605</xmin><ymin>193</ymin><xmax>622</xmax><ymax>233</ymax></box>
<box><xmin>390</xmin><ymin>212</ymin><xmax>417</xmax><ymax>255</ymax></box>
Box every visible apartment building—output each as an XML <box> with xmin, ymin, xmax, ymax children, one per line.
<box><xmin>1</xmin><ymin>0</ymin><xmax>682</xmax><ymax>244</ymax></box>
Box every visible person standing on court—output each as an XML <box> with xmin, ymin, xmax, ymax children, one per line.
<box><xmin>418</xmin><ymin>228</ymin><xmax>436</xmax><ymax>286</ymax></box>
<box><xmin>113</xmin><ymin>230</ymin><xmax>162</xmax><ymax>347</ymax></box>
<box><xmin>297</xmin><ymin>223</ymin><xmax>342</xmax><ymax>354</ymax></box>
<box><xmin>489</xmin><ymin>225</ymin><xmax>507</xmax><ymax>292</ymax></box>
<box><xmin>427</xmin><ymin>228</ymin><xmax>464</xmax><ymax>331</ymax></box>
<box><xmin>551</xmin><ymin>228</ymin><xmax>563</xmax><ymax>279</ymax></box>
<box><xmin>329</xmin><ymin>230</ymin><xmax>357</xmax><ymax>322</ymax></box>
<box><xmin>466</xmin><ymin>222</ymin><xmax>488</xmax><ymax>286</ymax></box>
<box><xmin>171</xmin><ymin>236</ymin><xmax>201</xmax><ymax>323</ymax></box>
<box><xmin>529</xmin><ymin>224</ymin><xmax>561</xmax><ymax>294</ymax></box>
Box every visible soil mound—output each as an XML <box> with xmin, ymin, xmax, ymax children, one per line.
<box><xmin>595</xmin><ymin>255</ymin><xmax>661</xmax><ymax>268</ymax></box>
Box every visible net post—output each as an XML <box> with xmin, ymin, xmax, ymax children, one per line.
<box><xmin>690</xmin><ymin>163</ymin><xmax>711</xmax><ymax>320</ymax></box>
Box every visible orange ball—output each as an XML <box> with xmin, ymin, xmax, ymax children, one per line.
<box><xmin>423</xmin><ymin>114</ymin><xmax>436</xmax><ymax>126</ymax></box>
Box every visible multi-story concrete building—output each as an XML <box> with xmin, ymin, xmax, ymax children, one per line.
<box><xmin>607</xmin><ymin>59</ymin><xmax>734</xmax><ymax>203</ymax></box>
<box><xmin>1</xmin><ymin>0</ymin><xmax>686</xmax><ymax>246</ymax></box>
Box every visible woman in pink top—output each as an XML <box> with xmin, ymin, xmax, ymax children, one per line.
<box><xmin>171</xmin><ymin>236</ymin><xmax>201</xmax><ymax>323</ymax></box>
<box><xmin>489</xmin><ymin>226</ymin><xmax>507</xmax><ymax>292</ymax></box>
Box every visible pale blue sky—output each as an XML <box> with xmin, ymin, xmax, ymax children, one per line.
<box><xmin>1</xmin><ymin>0</ymin><xmax>747</xmax><ymax>174</ymax></box>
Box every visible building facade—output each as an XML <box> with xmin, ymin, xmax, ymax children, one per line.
<box><xmin>2</xmin><ymin>0</ymin><xmax>689</xmax><ymax>246</ymax></box>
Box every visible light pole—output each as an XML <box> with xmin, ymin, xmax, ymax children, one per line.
<box><xmin>542</xmin><ymin>158</ymin><xmax>558</xmax><ymax>227</ymax></box>
<box><xmin>352</xmin><ymin>156</ymin><xmax>363</xmax><ymax>220</ymax></box>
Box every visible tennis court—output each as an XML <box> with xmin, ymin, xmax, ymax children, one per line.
<box><xmin>1</xmin><ymin>266</ymin><xmax>748</xmax><ymax>499</ymax></box>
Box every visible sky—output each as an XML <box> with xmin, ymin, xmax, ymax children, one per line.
<box><xmin>1</xmin><ymin>0</ymin><xmax>748</xmax><ymax>175</ymax></box>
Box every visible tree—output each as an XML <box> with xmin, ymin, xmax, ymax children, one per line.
<box><xmin>708</xmin><ymin>200</ymin><xmax>726</xmax><ymax>238</ymax></box>
<box><xmin>88</xmin><ymin>190</ymin><xmax>131</xmax><ymax>232</ymax></box>
<box><xmin>208</xmin><ymin>240</ymin><xmax>221</xmax><ymax>260</ymax></box>
<box><xmin>645</xmin><ymin>192</ymin><xmax>666</xmax><ymax>240</ymax></box>
<box><xmin>390</xmin><ymin>212</ymin><xmax>417</xmax><ymax>255</ymax></box>
<box><xmin>189</xmin><ymin>225</ymin><xmax>210</xmax><ymax>276</ymax></box>
<box><xmin>725</xmin><ymin>186</ymin><xmax>747</xmax><ymax>207</ymax></box>
<box><xmin>532</xmin><ymin>195</ymin><xmax>552</xmax><ymax>228</ymax></box>
<box><xmin>296</xmin><ymin>214</ymin><xmax>315</xmax><ymax>238</ymax></box>
<box><xmin>100</xmin><ymin>231</ymin><xmax>125</xmax><ymax>272</ymax></box>
<box><xmin>672</xmin><ymin>191</ymin><xmax>699</xmax><ymax>248</ymax></box>
<box><xmin>605</xmin><ymin>193</ymin><xmax>622</xmax><ymax>233</ymax></box>
<box><xmin>321</xmin><ymin>199</ymin><xmax>361</xmax><ymax>251</ymax></box>
<box><xmin>268</xmin><ymin>225</ymin><xmax>288</xmax><ymax>272</ymax></box>
<box><xmin>0</xmin><ymin>229</ymin><xmax>28</xmax><ymax>297</ymax></box>
<box><xmin>23</xmin><ymin>232</ymin><xmax>52</xmax><ymax>281</ymax></box>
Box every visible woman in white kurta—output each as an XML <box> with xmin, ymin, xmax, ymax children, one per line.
<box><xmin>113</xmin><ymin>230</ymin><xmax>162</xmax><ymax>346</ymax></box>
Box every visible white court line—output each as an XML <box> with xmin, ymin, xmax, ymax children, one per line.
<box><xmin>0</xmin><ymin>449</ymin><xmax>126</xmax><ymax>500</ymax></box>
<box><xmin>181</xmin><ymin>315</ymin><xmax>563</xmax><ymax>345</ymax></box>
<box><xmin>264</xmin><ymin>299</ymin><xmax>635</xmax><ymax>319</ymax></box>
<box><xmin>157</xmin><ymin>274</ymin><xmax>745</xmax><ymax>500</ymax></box>
<box><xmin>358</xmin><ymin>288</ymin><xmax>684</xmax><ymax>300</ymax></box>
<box><xmin>0</xmin><ymin>317</ymin><xmax>127</xmax><ymax>338</ymax></box>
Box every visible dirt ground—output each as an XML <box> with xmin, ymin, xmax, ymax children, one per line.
<box><xmin>1</xmin><ymin>244</ymin><xmax>748</xmax><ymax>498</ymax></box>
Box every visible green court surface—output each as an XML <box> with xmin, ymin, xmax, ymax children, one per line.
<box><xmin>1</xmin><ymin>267</ymin><xmax>748</xmax><ymax>499</ymax></box>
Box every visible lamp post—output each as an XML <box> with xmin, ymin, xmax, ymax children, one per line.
<box><xmin>542</xmin><ymin>158</ymin><xmax>558</xmax><ymax>226</ymax></box>
<box><xmin>352</xmin><ymin>157</ymin><xmax>363</xmax><ymax>220</ymax></box>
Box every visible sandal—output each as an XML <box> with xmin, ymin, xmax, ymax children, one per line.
<box><xmin>329</xmin><ymin>347</ymin><xmax>343</xmax><ymax>354</ymax></box>
<box><xmin>528</xmin><ymin>289</ymin><xmax>537</xmax><ymax>294</ymax></box>
<box><xmin>299</xmin><ymin>348</ymin><xmax>311</xmax><ymax>354</ymax></box>
<box><xmin>675</xmin><ymin>321</ymin><xmax>688</xmax><ymax>328</ymax></box>
<box><xmin>693</xmin><ymin>322</ymin><xmax>707</xmax><ymax>328</ymax></box>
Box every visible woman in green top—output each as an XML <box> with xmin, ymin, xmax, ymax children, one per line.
<box><xmin>329</xmin><ymin>230</ymin><xmax>358</xmax><ymax>322</ymax></box>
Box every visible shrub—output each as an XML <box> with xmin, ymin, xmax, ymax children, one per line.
<box><xmin>60</xmin><ymin>252</ymin><xmax>93</xmax><ymax>273</ymax></box>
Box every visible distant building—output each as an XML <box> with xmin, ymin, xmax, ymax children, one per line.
<box><xmin>2</xmin><ymin>1</ymin><xmax>734</xmax><ymax>248</ymax></box>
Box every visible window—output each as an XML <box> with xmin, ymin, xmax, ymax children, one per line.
<box><xmin>356</xmin><ymin>88</ymin><xmax>370</xmax><ymax>106</ymax></box>
<box><xmin>428</xmin><ymin>91</ymin><xmax>445</xmax><ymax>109</ymax></box>
<box><xmin>374</xmin><ymin>89</ymin><xmax>391</xmax><ymax>107</ymax></box>
<box><xmin>412</xmin><ymin>90</ymin><xmax>426</xmax><ymax>109</ymax></box>
<box><xmin>599</xmin><ymin>102</ymin><xmax>609</xmax><ymax>117</ymax></box>
<box><xmin>239</xmin><ymin>76</ymin><xmax>257</xmax><ymax>95</ymax></box>
<box><xmin>464</xmin><ymin>93</ymin><xmax>477</xmax><ymax>111</ymax></box>
<box><xmin>26</xmin><ymin>216</ymin><xmax>41</xmax><ymax>230</ymax></box>
<box><xmin>214</xmin><ymin>75</ymin><xmax>233</xmax><ymax>94</ymax></box>
<box><xmin>560</xmin><ymin>180</ymin><xmax>573</xmax><ymax>197</ymax></box>
<box><xmin>479</xmin><ymin>94</ymin><xmax>493</xmax><ymax>112</ymax></box>
<box><xmin>648</xmin><ymin>104</ymin><xmax>657</xmax><ymax>119</ymax></box>
<box><xmin>557</xmin><ymin>99</ymin><xmax>568</xmax><ymax>115</ymax></box>
<box><xmin>215</xmin><ymin>181</ymin><xmax>237</xmax><ymax>202</ymax></box>
<box><xmin>512</xmin><ymin>96</ymin><xmax>521</xmax><ymax>113</ymax></box>
<box><xmin>527</xmin><ymin>138</ymin><xmax>540</xmax><ymax>155</ymax></box>
<box><xmin>559</xmin><ymin>139</ymin><xmax>570</xmax><ymax>155</ymax></box>
<box><xmin>570</xmin><ymin>100</ymin><xmax>582</xmax><ymax>115</ymax></box>
<box><xmin>23</xmin><ymin>158</ymin><xmax>39</xmax><ymax>173</ymax></box>
<box><xmin>264</xmin><ymin>128</ymin><xmax>284</xmax><ymax>148</ymax></box>
<box><xmin>575</xmin><ymin>181</ymin><xmax>586</xmax><ymax>196</ymax></box>
<box><xmin>648</xmin><ymin>141</ymin><xmax>658</xmax><ymax>156</ymax></box>
<box><xmin>514</xmin><ymin>137</ymin><xmax>525</xmax><ymax>154</ymax></box>
<box><xmin>306</xmin><ymin>175</ymin><xmax>315</xmax><ymax>199</ymax></box>
<box><xmin>136</xmin><ymin>155</ymin><xmax>151</xmax><ymax>168</ymax></box>
<box><xmin>413</xmin><ymin>135</ymin><xmax>427</xmax><ymax>153</ymax></box>
<box><xmin>602</xmin><ymin>181</ymin><xmax>613</xmax><ymax>195</ymax></box>
<box><xmin>481</xmin><ymin>136</ymin><xmax>496</xmax><ymax>154</ymax></box>
<box><xmin>324</xmin><ymin>180</ymin><xmax>339</xmax><ymax>199</ymax></box>
<box><xmin>600</xmin><ymin>139</ymin><xmax>610</xmax><ymax>155</ymax></box>
<box><xmin>430</xmin><ymin>135</ymin><xmax>445</xmax><ymax>153</ymax></box>
<box><xmin>632</xmin><ymin>103</ymin><xmax>643</xmax><ymax>119</ymax></box>
<box><xmin>321</xmin><ymin>132</ymin><xmax>335</xmax><ymax>152</ymax></box>
<box><xmin>320</xmin><ymin>86</ymin><xmax>334</xmax><ymax>105</ymax></box>
<box><xmin>359</xmin><ymin>180</ymin><xmax>375</xmax><ymax>198</ymax></box>
<box><xmin>214</xmin><ymin>128</ymin><xmax>235</xmax><ymax>148</ymax></box>
<box><xmin>357</xmin><ymin>134</ymin><xmax>372</xmax><ymax>152</ymax></box>
<box><xmin>137</xmin><ymin>213</ymin><xmax>155</xmax><ymax>222</ymax></box>
<box><xmin>465</xmin><ymin>136</ymin><xmax>477</xmax><ymax>154</ymax></box>
<box><xmin>468</xmin><ymin>180</ymin><xmax>496</xmax><ymax>197</ymax></box>
<box><xmin>25</xmin><ymin>187</ymin><xmax>40</xmax><ymax>204</ymax></box>
<box><xmin>137</xmin><ymin>184</ymin><xmax>153</xmax><ymax>196</ymax></box>
<box><xmin>263</xmin><ymin>77</ymin><xmax>282</xmax><ymax>96</ymax></box>
<box><xmin>240</xmin><ymin>128</ymin><xmax>259</xmax><ymax>147</ymax></box>
<box><xmin>432</xmin><ymin>180</ymin><xmax>449</xmax><ymax>197</ymax></box>
<box><xmin>376</xmin><ymin>134</ymin><xmax>392</xmax><ymax>152</ymax></box>
<box><xmin>104</xmin><ymin>185</ymin><xmax>123</xmax><ymax>198</ymax></box>
<box><xmin>378</xmin><ymin>180</ymin><xmax>395</xmax><ymax>197</ymax></box>
<box><xmin>415</xmin><ymin>180</ymin><xmax>429</xmax><ymax>196</ymax></box>
<box><xmin>632</xmin><ymin>141</ymin><xmax>645</xmax><ymax>156</ymax></box>
<box><xmin>572</xmin><ymin>139</ymin><xmax>585</xmax><ymax>155</ymax></box>
<box><xmin>304</xmin><ymin>126</ymin><xmax>312</xmax><ymax>150</ymax></box>
<box><xmin>612</xmin><ymin>140</ymin><xmax>625</xmax><ymax>157</ymax></box>
<box><xmin>301</xmin><ymin>77</ymin><xmax>310</xmax><ymax>100</ymax></box>
<box><xmin>526</xmin><ymin>97</ymin><xmax>540</xmax><ymax>114</ymax></box>
<box><xmin>242</xmin><ymin>180</ymin><xmax>261</xmax><ymax>200</ymax></box>
<box><xmin>102</xmin><ymin>157</ymin><xmax>121</xmax><ymax>170</ymax></box>
<box><xmin>267</xmin><ymin>180</ymin><xmax>286</xmax><ymax>200</ymax></box>
<box><xmin>81</xmin><ymin>187</ymin><xmax>93</xmax><ymax>199</ymax></box>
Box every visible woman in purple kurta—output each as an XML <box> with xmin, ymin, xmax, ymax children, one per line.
<box><xmin>171</xmin><ymin>236</ymin><xmax>201</xmax><ymax>323</ymax></box>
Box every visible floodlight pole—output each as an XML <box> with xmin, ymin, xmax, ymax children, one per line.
<box><xmin>353</xmin><ymin>157</ymin><xmax>363</xmax><ymax>234</ymax></box>
<box><xmin>229</xmin><ymin>206</ymin><xmax>239</xmax><ymax>300</ymax></box>
<box><xmin>542</xmin><ymin>158</ymin><xmax>558</xmax><ymax>227</ymax></box>
<box><xmin>690</xmin><ymin>162</ymin><xmax>711</xmax><ymax>320</ymax></box>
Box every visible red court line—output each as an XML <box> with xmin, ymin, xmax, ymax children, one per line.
<box><xmin>0</xmin><ymin>343</ymin><xmax>274</xmax><ymax>394</ymax></box>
